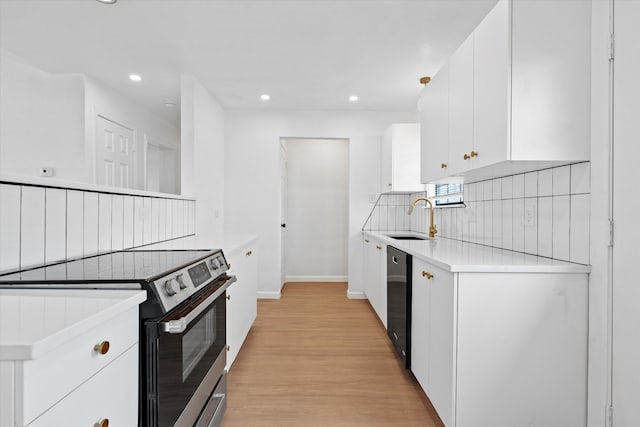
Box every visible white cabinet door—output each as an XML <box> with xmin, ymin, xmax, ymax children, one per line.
<box><xmin>364</xmin><ymin>237</ymin><xmax>387</xmax><ymax>327</ymax></box>
<box><xmin>411</xmin><ymin>259</ymin><xmax>431</xmax><ymax>393</ymax></box>
<box><xmin>420</xmin><ymin>63</ymin><xmax>450</xmax><ymax>183</ymax></box>
<box><xmin>382</xmin><ymin>124</ymin><xmax>423</xmax><ymax>192</ymax></box>
<box><xmin>411</xmin><ymin>258</ymin><xmax>455</xmax><ymax>426</ymax></box>
<box><xmin>510</xmin><ymin>0</ymin><xmax>591</xmax><ymax>162</ymax></box>
<box><xmin>448</xmin><ymin>33</ymin><xmax>475</xmax><ymax>175</ymax></box>
<box><xmin>29</xmin><ymin>345</ymin><xmax>139</xmax><ymax>427</ymax></box>
<box><xmin>226</xmin><ymin>244</ymin><xmax>258</xmax><ymax>370</ymax></box>
<box><xmin>473</xmin><ymin>0</ymin><xmax>510</xmax><ymax>170</ymax></box>
<box><xmin>426</xmin><ymin>264</ymin><xmax>455</xmax><ymax>427</ymax></box>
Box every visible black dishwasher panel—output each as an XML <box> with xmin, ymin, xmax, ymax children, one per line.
<box><xmin>387</xmin><ymin>246</ymin><xmax>411</xmax><ymax>369</ymax></box>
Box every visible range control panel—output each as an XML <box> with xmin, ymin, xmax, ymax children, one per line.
<box><xmin>152</xmin><ymin>250</ymin><xmax>229</xmax><ymax>313</ymax></box>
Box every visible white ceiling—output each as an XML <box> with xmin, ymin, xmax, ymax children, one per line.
<box><xmin>0</xmin><ymin>0</ymin><xmax>497</xmax><ymax>126</ymax></box>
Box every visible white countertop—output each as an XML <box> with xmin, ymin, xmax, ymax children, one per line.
<box><xmin>0</xmin><ymin>289</ymin><xmax>146</xmax><ymax>361</ymax></box>
<box><xmin>133</xmin><ymin>233</ymin><xmax>257</xmax><ymax>255</ymax></box>
<box><xmin>364</xmin><ymin>231</ymin><xmax>590</xmax><ymax>274</ymax></box>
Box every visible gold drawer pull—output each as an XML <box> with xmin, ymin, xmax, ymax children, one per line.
<box><xmin>463</xmin><ymin>153</ymin><xmax>470</xmax><ymax>160</ymax></box>
<box><xmin>470</xmin><ymin>150</ymin><xmax>478</xmax><ymax>158</ymax></box>
<box><xmin>441</xmin><ymin>163</ymin><xmax>447</xmax><ymax>169</ymax></box>
<box><xmin>94</xmin><ymin>419</ymin><xmax>109</xmax><ymax>427</ymax></box>
<box><xmin>226</xmin><ymin>345</ymin><xmax>230</xmax><ymax>351</ymax></box>
<box><xmin>226</xmin><ymin>294</ymin><xmax>231</xmax><ymax>300</ymax></box>
<box><xmin>246</xmin><ymin>250</ymin><xmax>252</xmax><ymax>256</ymax></box>
<box><xmin>376</xmin><ymin>245</ymin><xmax>383</xmax><ymax>250</ymax></box>
<box><xmin>94</xmin><ymin>341</ymin><xmax>110</xmax><ymax>355</ymax></box>
<box><xmin>364</xmin><ymin>239</ymin><xmax>370</xmax><ymax>243</ymax></box>
<box><xmin>422</xmin><ymin>271</ymin><xmax>434</xmax><ymax>280</ymax></box>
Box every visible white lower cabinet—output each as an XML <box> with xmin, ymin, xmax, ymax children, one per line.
<box><xmin>411</xmin><ymin>258</ymin><xmax>588</xmax><ymax>427</ymax></box>
<box><xmin>29</xmin><ymin>344</ymin><xmax>138</xmax><ymax>427</ymax></box>
<box><xmin>363</xmin><ymin>236</ymin><xmax>387</xmax><ymax>327</ymax></box>
<box><xmin>225</xmin><ymin>241</ymin><xmax>258</xmax><ymax>370</ymax></box>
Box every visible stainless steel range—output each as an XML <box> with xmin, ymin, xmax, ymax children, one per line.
<box><xmin>0</xmin><ymin>249</ymin><xmax>235</xmax><ymax>427</ymax></box>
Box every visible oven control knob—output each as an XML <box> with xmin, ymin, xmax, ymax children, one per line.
<box><xmin>163</xmin><ymin>279</ymin><xmax>178</xmax><ymax>296</ymax></box>
<box><xmin>176</xmin><ymin>274</ymin><xmax>187</xmax><ymax>289</ymax></box>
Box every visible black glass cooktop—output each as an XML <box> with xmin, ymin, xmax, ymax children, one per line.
<box><xmin>0</xmin><ymin>250</ymin><xmax>215</xmax><ymax>284</ymax></box>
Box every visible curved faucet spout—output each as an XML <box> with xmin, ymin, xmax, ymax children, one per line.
<box><xmin>408</xmin><ymin>197</ymin><xmax>438</xmax><ymax>238</ymax></box>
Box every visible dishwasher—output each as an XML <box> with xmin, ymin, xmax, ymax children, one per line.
<box><xmin>387</xmin><ymin>246</ymin><xmax>412</xmax><ymax>369</ymax></box>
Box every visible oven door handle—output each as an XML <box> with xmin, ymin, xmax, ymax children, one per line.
<box><xmin>160</xmin><ymin>275</ymin><xmax>237</xmax><ymax>334</ymax></box>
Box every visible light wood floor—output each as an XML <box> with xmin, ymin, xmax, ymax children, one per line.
<box><xmin>220</xmin><ymin>282</ymin><xmax>444</xmax><ymax>427</ymax></box>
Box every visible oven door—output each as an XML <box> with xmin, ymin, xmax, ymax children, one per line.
<box><xmin>145</xmin><ymin>276</ymin><xmax>235</xmax><ymax>427</ymax></box>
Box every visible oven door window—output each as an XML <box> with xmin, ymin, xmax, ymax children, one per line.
<box><xmin>182</xmin><ymin>307</ymin><xmax>216</xmax><ymax>381</ymax></box>
<box><xmin>156</xmin><ymin>294</ymin><xmax>226</xmax><ymax>426</ymax></box>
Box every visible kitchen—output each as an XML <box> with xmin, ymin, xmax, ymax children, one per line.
<box><xmin>0</xmin><ymin>0</ymin><xmax>638</xmax><ymax>426</ymax></box>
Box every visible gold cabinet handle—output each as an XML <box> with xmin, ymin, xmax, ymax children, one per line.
<box><xmin>470</xmin><ymin>150</ymin><xmax>478</xmax><ymax>158</ymax></box>
<box><xmin>226</xmin><ymin>294</ymin><xmax>231</xmax><ymax>300</ymax></box>
<box><xmin>226</xmin><ymin>345</ymin><xmax>230</xmax><ymax>351</ymax></box>
<box><xmin>441</xmin><ymin>163</ymin><xmax>447</xmax><ymax>169</ymax></box>
<box><xmin>376</xmin><ymin>245</ymin><xmax>383</xmax><ymax>250</ymax></box>
<box><xmin>94</xmin><ymin>341</ymin><xmax>110</xmax><ymax>355</ymax></box>
<box><xmin>422</xmin><ymin>271</ymin><xmax>434</xmax><ymax>280</ymax></box>
<box><xmin>463</xmin><ymin>153</ymin><xmax>470</xmax><ymax>160</ymax></box>
<box><xmin>245</xmin><ymin>250</ymin><xmax>252</xmax><ymax>256</ymax></box>
<box><xmin>94</xmin><ymin>419</ymin><xmax>109</xmax><ymax>427</ymax></box>
<box><xmin>364</xmin><ymin>239</ymin><xmax>370</xmax><ymax>243</ymax></box>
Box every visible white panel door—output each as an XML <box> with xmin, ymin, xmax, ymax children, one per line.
<box><xmin>448</xmin><ymin>33</ymin><xmax>474</xmax><ymax>175</ymax></box>
<box><xmin>613</xmin><ymin>1</ymin><xmax>640</xmax><ymax>426</ymax></box>
<box><xmin>96</xmin><ymin>116</ymin><xmax>135</xmax><ymax>189</ymax></box>
<box><xmin>419</xmin><ymin>63</ymin><xmax>449</xmax><ymax>183</ymax></box>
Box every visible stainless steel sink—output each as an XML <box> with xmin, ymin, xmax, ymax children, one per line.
<box><xmin>385</xmin><ymin>234</ymin><xmax>429</xmax><ymax>241</ymax></box>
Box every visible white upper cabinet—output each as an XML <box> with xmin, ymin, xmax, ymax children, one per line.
<box><xmin>381</xmin><ymin>123</ymin><xmax>424</xmax><ymax>192</ymax></box>
<box><xmin>420</xmin><ymin>62</ymin><xmax>450</xmax><ymax>183</ymax></box>
<box><xmin>448</xmin><ymin>32</ymin><xmax>475</xmax><ymax>175</ymax></box>
<box><xmin>420</xmin><ymin>0</ymin><xmax>591</xmax><ymax>183</ymax></box>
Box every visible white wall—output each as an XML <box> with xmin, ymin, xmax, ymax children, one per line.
<box><xmin>180</xmin><ymin>76</ymin><xmax>225</xmax><ymax>236</ymax></box>
<box><xmin>0</xmin><ymin>50</ymin><xmax>85</xmax><ymax>182</ymax></box>
<box><xmin>285</xmin><ymin>138</ymin><xmax>349</xmax><ymax>281</ymax></box>
<box><xmin>224</xmin><ymin>110</ymin><xmax>416</xmax><ymax>299</ymax></box>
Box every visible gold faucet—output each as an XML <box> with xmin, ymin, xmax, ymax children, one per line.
<box><xmin>407</xmin><ymin>197</ymin><xmax>437</xmax><ymax>238</ymax></box>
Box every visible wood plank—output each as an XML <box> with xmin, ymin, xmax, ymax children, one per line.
<box><xmin>222</xmin><ymin>282</ymin><xmax>443</xmax><ymax>427</ymax></box>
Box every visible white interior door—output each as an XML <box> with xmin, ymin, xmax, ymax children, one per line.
<box><xmin>96</xmin><ymin>116</ymin><xmax>135</xmax><ymax>189</ymax></box>
<box><xmin>612</xmin><ymin>1</ymin><xmax>640</xmax><ymax>425</ymax></box>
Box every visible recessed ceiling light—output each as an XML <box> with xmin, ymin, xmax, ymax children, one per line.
<box><xmin>260</xmin><ymin>94</ymin><xmax>271</xmax><ymax>101</ymax></box>
<box><xmin>96</xmin><ymin>0</ymin><xmax>117</xmax><ymax>4</ymax></box>
<box><xmin>349</xmin><ymin>95</ymin><xmax>359</xmax><ymax>102</ymax></box>
<box><xmin>129</xmin><ymin>74</ymin><xmax>142</xmax><ymax>82</ymax></box>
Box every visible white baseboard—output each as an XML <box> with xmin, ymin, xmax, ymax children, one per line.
<box><xmin>257</xmin><ymin>291</ymin><xmax>281</xmax><ymax>299</ymax></box>
<box><xmin>285</xmin><ymin>275</ymin><xmax>348</xmax><ymax>283</ymax></box>
<box><xmin>347</xmin><ymin>290</ymin><xmax>366</xmax><ymax>299</ymax></box>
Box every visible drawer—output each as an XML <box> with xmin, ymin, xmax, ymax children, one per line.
<box><xmin>28</xmin><ymin>344</ymin><xmax>138</xmax><ymax>427</ymax></box>
<box><xmin>19</xmin><ymin>306</ymin><xmax>139</xmax><ymax>425</ymax></box>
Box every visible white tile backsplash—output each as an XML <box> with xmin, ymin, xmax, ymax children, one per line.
<box><xmin>21</xmin><ymin>187</ymin><xmax>45</xmax><ymax>268</ymax></box>
<box><xmin>552</xmin><ymin>195</ymin><xmax>570</xmax><ymax>261</ymax></box>
<box><xmin>553</xmin><ymin>165</ymin><xmax>571</xmax><ymax>196</ymax></box>
<box><xmin>98</xmin><ymin>194</ymin><xmax>112</xmax><ymax>254</ymax></box>
<box><xmin>538</xmin><ymin>169</ymin><xmax>553</xmax><ymax>197</ymax></box>
<box><xmin>66</xmin><ymin>190</ymin><xmax>84</xmax><ymax>259</ymax></box>
<box><xmin>0</xmin><ymin>181</ymin><xmax>196</xmax><ymax>272</ymax></box>
<box><xmin>45</xmin><ymin>188</ymin><xmax>66</xmax><ymax>263</ymax></box>
<box><xmin>123</xmin><ymin>196</ymin><xmax>134</xmax><ymax>249</ymax></box>
<box><xmin>112</xmin><ymin>195</ymin><xmax>124</xmax><ymax>251</ymax></box>
<box><xmin>0</xmin><ymin>184</ymin><xmax>21</xmax><ymax>271</ymax></box>
<box><xmin>571</xmin><ymin>162</ymin><xmax>590</xmax><ymax>194</ymax></box>
<box><xmin>83</xmin><ymin>192</ymin><xmax>99</xmax><ymax>256</ymax></box>
<box><xmin>537</xmin><ymin>197</ymin><xmax>553</xmax><ymax>258</ymax></box>
<box><xmin>360</xmin><ymin>164</ymin><xmax>591</xmax><ymax>264</ymax></box>
<box><xmin>525</xmin><ymin>171</ymin><xmax>538</xmax><ymax>198</ymax></box>
<box><xmin>570</xmin><ymin>194</ymin><xmax>590</xmax><ymax>264</ymax></box>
